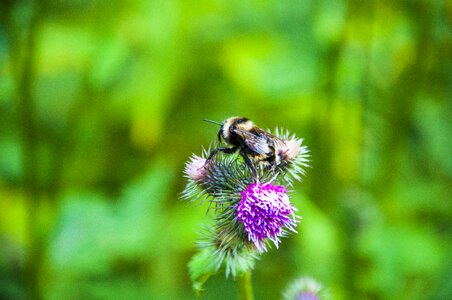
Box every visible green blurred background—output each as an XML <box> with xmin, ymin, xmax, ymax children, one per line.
<box><xmin>0</xmin><ymin>0</ymin><xmax>451</xmax><ymax>299</ymax></box>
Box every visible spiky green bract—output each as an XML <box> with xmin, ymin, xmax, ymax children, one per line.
<box><xmin>282</xmin><ymin>276</ymin><xmax>330</xmax><ymax>300</ymax></box>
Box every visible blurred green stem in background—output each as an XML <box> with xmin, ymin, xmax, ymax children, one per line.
<box><xmin>238</xmin><ymin>271</ymin><xmax>254</xmax><ymax>300</ymax></box>
<box><xmin>14</xmin><ymin>0</ymin><xmax>43</xmax><ymax>299</ymax></box>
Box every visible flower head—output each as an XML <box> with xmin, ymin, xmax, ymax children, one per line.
<box><xmin>279</xmin><ymin>139</ymin><xmax>301</xmax><ymax>161</ymax></box>
<box><xmin>283</xmin><ymin>277</ymin><xmax>329</xmax><ymax>300</ymax></box>
<box><xmin>182</xmin><ymin>127</ymin><xmax>309</xmax><ymax>287</ymax></box>
<box><xmin>185</xmin><ymin>155</ymin><xmax>208</xmax><ymax>182</ymax></box>
<box><xmin>235</xmin><ymin>182</ymin><xmax>298</xmax><ymax>252</ymax></box>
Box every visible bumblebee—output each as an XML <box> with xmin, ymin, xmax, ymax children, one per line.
<box><xmin>203</xmin><ymin>117</ymin><xmax>285</xmax><ymax>177</ymax></box>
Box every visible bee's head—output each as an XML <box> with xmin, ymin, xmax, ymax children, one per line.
<box><xmin>222</xmin><ymin>117</ymin><xmax>252</xmax><ymax>140</ymax></box>
<box><xmin>204</xmin><ymin>117</ymin><xmax>253</xmax><ymax>144</ymax></box>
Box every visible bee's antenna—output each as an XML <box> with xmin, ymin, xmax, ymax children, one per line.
<box><xmin>203</xmin><ymin>119</ymin><xmax>222</xmax><ymax>126</ymax></box>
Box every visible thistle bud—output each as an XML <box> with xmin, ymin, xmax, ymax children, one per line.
<box><xmin>185</xmin><ymin>155</ymin><xmax>208</xmax><ymax>182</ymax></box>
<box><xmin>283</xmin><ymin>277</ymin><xmax>330</xmax><ymax>300</ymax></box>
<box><xmin>279</xmin><ymin>139</ymin><xmax>301</xmax><ymax>161</ymax></box>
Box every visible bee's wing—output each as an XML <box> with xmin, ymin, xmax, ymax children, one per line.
<box><xmin>272</xmin><ymin>135</ymin><xmax>287</xmax><ymax>149</ymax></box>
<box><xmin>254</xmin><ymin>128</ymin><xmax>287</xmax><ymax>146</ymax></box>
<box><xmin>233</xmin><ymin>128</ymin><xmax>273</xmax><ymax>154</ymax></box>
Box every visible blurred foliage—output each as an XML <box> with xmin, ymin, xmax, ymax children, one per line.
<box><xmin>0</xmin><ymin>0</ymin><xmax>451</xmax><ymax>299</ymax></box>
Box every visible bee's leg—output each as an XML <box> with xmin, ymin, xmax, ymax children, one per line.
<box><xmin>201</xmin><ymin>146</ymin><xmax>238</xmax><ymax>169</ymax></box>
<box><xmin>271</xmin><ymin>157</ymin><xmax>279</xmax><ymax>170</ymax></box>
<box><xmin>239</xmin><ymin>149</ymin><xmax>257</xmax><ymax>178</ymax></box>
<box><xmin>262</xmin><ymin>155</ymin><xmax>275</xmax><ymax>171</ymax></box>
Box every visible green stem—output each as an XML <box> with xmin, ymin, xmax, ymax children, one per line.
<box><xmin>238</xmin><ymin>271</ymin><xmax>254</xmax><ymax>300</ymax></box>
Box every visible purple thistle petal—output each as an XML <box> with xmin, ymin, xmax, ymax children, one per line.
<box><xmin>297</xmin><ymin>291</ymin><xmax>320</xmax><ymax>300</ymax></box>
<box><xmin>235</xmin><ymin>182</ymin><xmax>299</xmax><ymax>252</ymax></box>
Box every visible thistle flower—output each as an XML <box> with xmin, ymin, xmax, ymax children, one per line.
<box><xmin>182</xmin><ymin>127</ymin><xmax>309</xmax><ymax>292</ymax></box>
<box><xmin>236</xmin><ymin>183</ymin><xmax>298</xmax><ymax>253</ymax></box>
<box><xmin>283</xmin><ymin>277</ymin><xmax>330</xmax><ymax>300</ymax></box>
